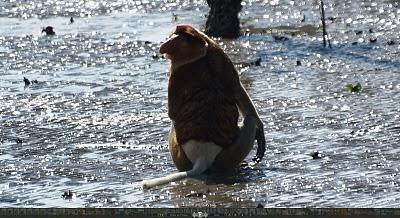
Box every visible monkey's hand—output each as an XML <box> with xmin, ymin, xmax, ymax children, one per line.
<box><xmin>253</xmin><ymin>125</ymin><xmax>266</xmax><ymax>163</ymax></box>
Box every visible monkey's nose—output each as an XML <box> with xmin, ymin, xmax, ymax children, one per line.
<box><xmin>159</xmin><ymin>34</ymin><xmax>178</xmax><ymax>54</ymax></box>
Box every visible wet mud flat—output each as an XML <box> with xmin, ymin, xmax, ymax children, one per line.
<box><xmin>0</xmin><ymin>0</ymin><xmax>400</xmax><ymax>207</ymax></box>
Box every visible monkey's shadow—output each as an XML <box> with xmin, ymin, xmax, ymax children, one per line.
<box><xmin>164</xmin><ymin>164</ymin><xmax>269</xmax><ymax>201</ymax></box>
<box><xmin>200</xmin><ymin>163</ymin><xmax>267</xmax><ymax>185</ymax></box>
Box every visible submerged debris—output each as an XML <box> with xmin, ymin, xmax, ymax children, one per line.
<box><xmin>327</xmin><ymin>17</ymin><xmax>337</xmax><ymax>21</ymax></box>
<box><xmin>311</xmin><ymin>151</ymin><xmax>322</xmax><ymax>160</ymax></box>
<box><xmin>172</xmin><ymin>13</ymin><xmax>178</xmax><ymax>21</ymax></box>
<box><xmin>351</xmin><ymin>129</ymin><xmax>369</xmax><ymax>136</ymax></box>
<box><xmin>301</xmin><ymin>14</ymin><xmax>306</xmax><ymax>22</ymax></box>
<box><xmin>23</xmin><ymin>77</ymin><xmax>30</xmax><ymax>86</ymax></box>
<box><xmin>151</xmin><ymin>53</ymin><xmax>164</xmax><ymax>60</ymax></box>
<box><xmin>42</xmin><ymin>26</ymin><xmax>55</xmax><ymax>36</ymax></box>
<box><xmin>272</xmin><ymin>35</ymin><xmax>289</xmax><ymax>41</ymax></box>
<box><xmin>355</xmin><ymin>30</ymin><xmax>363</xmax><ymax>35</ymax></box>
<box><xmin>62</xmin><ymin>190</ymin><xmax>75</xmax><ymax>199</ymax></box>
<box><xmin>387</xmin><ymin>40</ymin><xmax>396</xmax><ymax>46</ymax></box>
<box><xmin>235</xmin><ymin>58</ymin><xmax>262</xmax><ymax>68</ymax></box>
<box><xmin>252</xmin><ymin>58</ymin><xmax>261</xmax><ymax>66</ymax></box>
<box><xmin>185</xmin><ymin>192</ymin><xmax>206</xmax><ymax>198</ymax></box>
<box><xmin>23</xmin><ymin>77</ymin><xmax>38</xmax><ymax>86</ymax></box>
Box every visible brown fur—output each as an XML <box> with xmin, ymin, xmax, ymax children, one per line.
<box><xmin>168</xmin><ymin>52</ymin><xmax>240</xmax><ymax>148</ymax></box>
<box><xmin>168</xmin><ymin>127</ymin><xmax>192</xmax><ymax>171</ymax></box>
<box><xmin>162</xmin><ymin>24</ymin><xmax>265</xmax><ymax>172</ymax></box>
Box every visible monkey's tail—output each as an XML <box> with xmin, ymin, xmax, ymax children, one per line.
<box><xmin>142</xmin><ymin>157</ymin><xmax>209</xmax><ymax>189</ymax></box>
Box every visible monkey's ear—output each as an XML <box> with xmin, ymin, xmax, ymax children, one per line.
<box><xmin>175</xmin><ymin>24</ymin><xmax>208</xmax><ymax>47</ymax></box>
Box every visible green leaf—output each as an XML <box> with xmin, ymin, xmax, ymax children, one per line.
<box><xmin>346</xmin><ymin>83</ymin><xmax>354</xmax><ymax>91</ymax></box>
<box><xmin>353</xmin><ymin>82</ymin><xmax>362</xmax><ymax>92</ymax></box>
<box><xmin>346</xmin><ymin>82</ymin><xmax>362</xmax><ymax>93</ymax></box>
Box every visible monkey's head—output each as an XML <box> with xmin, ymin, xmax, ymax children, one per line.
<box><xmin>160</xmin><ymin>25</ymin><xmax>208</xmax><ymax>64</ymax></box>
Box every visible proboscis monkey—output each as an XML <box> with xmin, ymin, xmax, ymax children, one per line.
<box><xmin>142</xmin><ymin>24</ymin><xmax>265</xmax><ymax>189</ymax></box>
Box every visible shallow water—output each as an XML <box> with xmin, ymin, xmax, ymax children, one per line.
<box><xmin>0</xmin><ymin>0</ymin><xmax>400</xmax><ymax>208</ymax></box>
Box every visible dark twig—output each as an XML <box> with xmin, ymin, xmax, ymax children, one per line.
<box><xmin>319</xmin><ymin>0</ymin><xmax>331</xmax><ymax>48</ymax></box>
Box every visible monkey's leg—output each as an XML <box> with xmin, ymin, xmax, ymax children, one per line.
<box><xmin>211</xmin><ymin>115</ymin><xmax>257</xmax><ymax>172</ymax></box>
<box><xmin>143</xmin><ymin>140</ymin><xmax>222</xmax><ymax>189</ymax></box>
<box><xmin>168</xmin><ymin>125</ymin><xmax>193</xmax><ymax>171</ymax></box>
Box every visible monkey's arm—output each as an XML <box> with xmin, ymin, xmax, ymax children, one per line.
<box><xmin>235</xmin><ymin>82</ymin><xmax>261</xmax><ymax>124</ymax></box>
<box><xmin>235</xmin><ymin>82</ymin><xmax>266</xmax><ymax>162</ymax></box>
<box><xmin>207</xmin><ymin>45</ymin><xmax>265</xmax><ymax>162</ymax></box>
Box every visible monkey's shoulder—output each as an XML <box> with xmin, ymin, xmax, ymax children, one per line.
<box><xmin>168</xmin><ymin>55</ymin><xmax>236</xmax><ymax>91</ymax></box>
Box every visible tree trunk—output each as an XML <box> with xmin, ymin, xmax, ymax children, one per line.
<box><xmin>205</xmin><ymin>0</ymin><xmax>242</xmax><ymax>38</ymax></box>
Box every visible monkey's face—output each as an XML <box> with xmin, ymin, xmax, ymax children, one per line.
<box><xmin>160</xmin><ymin>25</ymin><xmax>208</xmax><ymax>64</ymax></box>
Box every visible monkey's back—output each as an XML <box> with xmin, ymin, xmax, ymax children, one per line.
<box><xmin>168</xmin><ymin>56</ymin><xmax>239</xmax><ymax>148</ymax></box>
